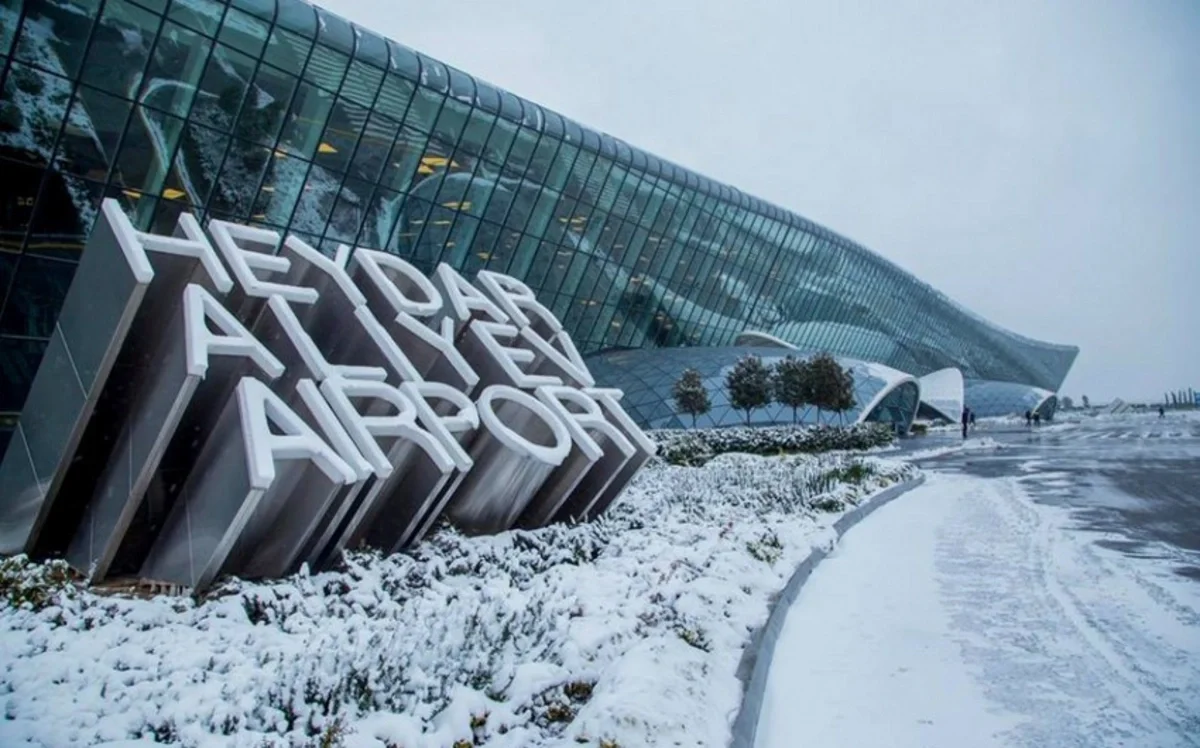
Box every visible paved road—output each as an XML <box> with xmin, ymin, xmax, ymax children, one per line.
<box><xmin>907</xmin><ymin>414</ymin><xmax>1200</xmax><ymax>580</ymax></box>
<box><xmin>757</xmin><ymin>414</ymin><xmax>1200</xmax><ymax>748</ymax></box>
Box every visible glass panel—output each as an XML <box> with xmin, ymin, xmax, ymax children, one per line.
<box><xmin>218</xmin><ymin>6</ymin><xmax>269</xmax><ymax>58</ymax></box>
<box><xmin>315</xmin><ymin>8</ymin><xmax>354</xmax><ymax>54</ymax></box>
<box><xmin>357</xmin><ymin>186</ymin><xmax>403</xmax><ymax>250</ymax></box>
<box><xmin>354</xmin><ymin>27</ymin><xmax>388</xmax><ymax>69</ymax></box>
<box><xmin>167</xmin><ymin>0</ymin><xmax>226</xmax><ymax>37</ymax></box>
<box><xmin>0</xmin><ymin>254</ymin><xmax>75</xmax><ymax>337</ymax></box>
<box><xmin>0</xmin><ymin>249</ymin><xmax>15</xmax><ymax>302</ymax></box>
<box><xmin>193</xmin><ymin>43</ymin><xmax>256</xmax><ymax>134</ymax></box>
<box><xmin>232</xmin><ymin>0</ymin><xmax>275</xmax><ymax>22</ymax></box>
<box><xmin>251</xmin><ymin>151</ymin><xmax>305</xmax><ymax>226</ymax></box>
<box><xmin>113</xmin><ymin>107</ymin><xmax>185</xmax><ymax>199</ymax></box>
<box><xmin>208</xmin><ymin>137</ymin><xmax>270</xmax><ymax>217</ymax></box>
<box><xmin>379</xmin><ymin>124</ymin><xmax>427</xmax><ymax>193</ymax></box>
<box><xmin>502</xmin><ymin>232</ymin><xmax>538</xmax><ymax>278</ymax></box>
<box><xmin>483</xmin><ymin>116</ymin><xmax>517</xmax><ymax>166</ymax></box>
<box><xmin>502</xmin><ymin>179</ymin><xmax>539</xmax><ymax>231</ymax></box>
<box><xmin>234</xmin><ymin>64</ymin><xmax>295</xmax><ymax>146</ymax></box>
<box><xmin>417</xmin><ymin>52</ymin><xmax>448</xmax><ymax>92</ymax></box>
<box><xmin>176</xmin><ymin>120</ymin><xmax>227</xmax><ymax>207</ymax></box>
<box><xmin>274</xmin><ymin>0</ymin><xmax>315</xmax><ymax>37</ymax></box>
<box><xmin>278</xmin><ymin>80</ymin><xmax>333</xmax><ymax>158</ymax></box>
<box><xmin>0</xmin><ymin>63</ymin><xmax>72</xmax><ymax>168</ymax></box>
<box><xmin>348</xmin><ymin>110</ymin><xmax>396</xmax><ymax>183</ymax></box>
<box><xmin>474</xmin><ymin>80</ymin><xmax>501</xmax><ymax>114</ymax></box>
<box><xmin>305</xmin><ymin>43</ymin><xmax>348</xmax><ymax>94</ymax></box>
<box><xmin>503</xmin><ymin>126</ymin><xmax>538</xmax><ymax>178</ymax></box>
<box><xmin>526</xmin><ymin>133</ymin><xmax>560</xmax><ymax>184</ymax></box>
<box><xmin>55</xmin><ymin>86</ymin><xmax>131</xmax><ymax>182</ymax></box>
<box><xmin>388</xmin><ymin>195</ymin><xmax>430</xmax><ymax>261</ymax></box>
<box><xmin>0</xmin><ymin>336</ymin><xmax>49</xmax><ymax>412</ymax></box>
<box><xmin>324</xmin><ymin>176</ymin><xmax>369</xmax><ymax>243</ymax></box>
<box><xmin>19</xmin><ymin>170</ymin><xmax>98</xmax><ymax>260</ymax></box>
<box><xmin>432</xmin><ymin>96</ymin><xmax>469</xmax><ymax>147</ymax></box>
<box><xmin>457</xmin><ymin>106</ymin><xmax>494</xmax><ymax>158</ymax></box>
<box><xmin>387</xmin><ymin>40</ymin><xmax>419</xmax><ymax>81</ymax></box>
<box><xmin>341</xmin><ymin>58</ymin><xmax>383</xmax><ymax>109</ymax></box>
<box><xmin>0</xmin><ymin>0</ymin><xmax>22</xmax><ymax>57</ymax></box>
<box><xmin>313</xmin><ymin>97</ymin><xmax>366</xmax><ymax>174</ymax></box>
<box><xmin>141</xmin><ymin>22</ymin><xmax>213</xmax><ymax>118</ymax></box>
<box><xmin>14</xmin><ymin>0</ymin><xmax>100</xmax><ymax>79</ymax></box>
<box><xmin>374</xmin><ymin>72</ymin><xmax>414</xmax><ymax>121</ymax></box>
<box><xmin>287</xmin><ymin>161</ymin><xmax>340</xmax><ymax>234</ymax></box>
<box><xmin>80</xmin><ymin>0</ymin><xmax>161</xmax><ymax>97</ymax></box>
<box><xmin>263</xmin><ymin>25</ymin><xmax>310</xmax><ymax>72</ymax></box>
<box><xmin>447</xmin><ymin>67</ymin><xmax>473</xmax><ymax>103</ymax></box>
<box><xmin>404</xmin><ymin>85</ymin><xmax>443</xmax><ymax>135</ymax></box>
<box><xmin>0</xmin><ymin>160</ymin><xmax>38</xmax><ymax>253</ymax></box>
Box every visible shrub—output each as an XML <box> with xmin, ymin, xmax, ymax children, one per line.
<box><xmin>652</xmin><ymin>423</ymin><xmax>894</xmax><ymax>467</ymax></box>
<box><xmin>824</xmin><ymin>461</ymin><xmax>875</xmax><ymax>485</ymax></box>
<box><xmin>0</xmin><ymin>555</ymin><xmax>74</xmax><ymax>610</ymax></box>
<box><xmin>746</xmin><ymin>532</ymin><xmax>783</xmax><ymax>564</ymax></box>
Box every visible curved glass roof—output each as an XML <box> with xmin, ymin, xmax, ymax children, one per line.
<box><xmin>258</xmin><ymin>0</ymin><xmax>1077</xmax><ymax>390</ymax></box>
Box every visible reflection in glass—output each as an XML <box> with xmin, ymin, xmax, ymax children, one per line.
<box><xmin>0</xmin><ymin>0</ymin><xmax>1077</xmax><ymax>442</ymax></box>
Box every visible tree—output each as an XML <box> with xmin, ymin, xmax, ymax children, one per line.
<box><xmin>1060</xmin><ymin>396</ymin><xmax>1074</xmax><ymax>411</ymax></box>
<box><xmin>671</xmin><ymin>368</ymin><xmax>710</xmax><ymax>428</ymax></box>
<box><xmin>1081</xmin><ymin>395</ymin><xmax>1090</xmax><ymax>409</ymax></box>
<box><xmin>807</xmin><ymin>353</ymin><xmax>854</xmax><ymax>425</ymax></box>
<box><xmin>830</xmin><ymin>365</ymin><xmax>856</xmax><ymax>425</ymax></box>
<box><xmin>726</xmin><ymin>354</ymin><xmax>773</xmax><ymax>425</ymax></box>
<box><xmin>772</xmin><ymin>356</ymin><xmax>811</xmax><ymax>424</ymax></box>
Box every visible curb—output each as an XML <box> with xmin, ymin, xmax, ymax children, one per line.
<box><xmin>728</xmin><ymin>474</ymin><xmax>928</xmax><ymax>748</ymax></box>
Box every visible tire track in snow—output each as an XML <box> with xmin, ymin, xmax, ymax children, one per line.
<box><xmin>1025</xmin><ymin>481</ymin><xmax>1199</xmax><ymax>741</ymax></box>
<box><xmin>933</xmin><ymin>475</ymin><xmax>1200</xmax><ymax>746</ymax></box>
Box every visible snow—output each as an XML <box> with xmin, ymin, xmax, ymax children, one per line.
<box><xmin>756</xmin><ymin>471</ymin><xmax>1200</xmax><ymax>748</ymax></box>
<box><xmin>0</xmin><ymin>451</ymin><xmax>915</xmax><ymax>748</ymax></box>
<box><xmin>901</xmin><ymin>436</ymin><xmax>1006</xmax><ymax>461</ymax></box>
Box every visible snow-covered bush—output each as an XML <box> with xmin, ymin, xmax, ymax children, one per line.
<box><xmin>0</xmin><ymin>555</ymin><xmax>74</xmax><ymax>611</ymax></box>
<box><xmin>0</xmin><ymin>453</ymin><xmax>916</xmax><ymax>747</ymax></box>
<box><xmin>653</xmin><ymin>422</ymin><xmax>895</xmax><ymax>466</ymax></box>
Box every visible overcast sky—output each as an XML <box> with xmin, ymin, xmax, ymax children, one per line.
<box><xmin>320</xmin><ymin>0</ymin><xmax>1199</xmax><ymax>403</ymax></box>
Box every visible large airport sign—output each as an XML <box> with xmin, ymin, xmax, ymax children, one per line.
<box><xmin>0</xmin><ymin>200</ymin><xmax>653</xmax><ymax>591</ymax></box>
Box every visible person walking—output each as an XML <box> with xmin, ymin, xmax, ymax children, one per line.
<box><xmin>1159</xmin><ymin>405</ymin><xmax>1166</xmax><ymax>418</ymax></box>
<box><xmin>969</xmin><ymin>410</ymin><xmax>977</xmax><ymax>429</ymax></box>
<box><xmin>961</xmin><ymin>407</ymin><xmax>970</xmax><ymax>439</ymax></box>
<box><xmin>1024</xmin><ymin>410</ymin><xmax>1033</xmax><ymax>427</ymax></box>
<box><xmin>1033</xmin><ymin>412</ymin><xmax>1041</xmax><ymax>427</ymax></box>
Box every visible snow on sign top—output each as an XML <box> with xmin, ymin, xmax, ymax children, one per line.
<box><xmin>0</xmin><ymin>199</ymin><xmax>653</xmax><ymax>592</ymax></box>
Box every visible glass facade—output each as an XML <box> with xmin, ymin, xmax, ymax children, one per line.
<box><xmin>0</xmin><ymin>0</ymin><xmax>1077</xmax><ymax>449</ymax></box>
<box><xmin>964</xmin><ymin>379</ymin><xmax>1058</xmax><ymax>421</ymax></box>
<box><xmin>585</xmin><ymin>347</ymin><xmax>921</xmax><ymax>432</ymax></box>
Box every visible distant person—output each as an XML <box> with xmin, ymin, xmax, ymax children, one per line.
<box><xmin>1025</xmin><ymin>410</ymin><xmax>1033</xmax><ymax>427</ymax></box>
<box><xmin>1033</xmin><ymin>412</ymin><xmax>1041</xmax><ymax>427</ymax></box>
<box><xmin>969</xmin><ymin>411</ymin><xmax>977</xmax><ymax>429</ymax></box>
<box><xmin>1159</xmin><ymin>405</ymin><xmax>1166</xmax><ymax>418</ymax></box>
<box><xmin>961</xmin><ymin>407</ymin><xmax>970</xmax><ymax>438</ymax></box>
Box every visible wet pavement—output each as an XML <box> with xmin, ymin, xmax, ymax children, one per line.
<box><xmin>758</xmin><ymin>414</ymin><xmax>1200</xmax><ymax>747</ymax></box>
<box><xmin>901</xmin><ymin>414</ymin><xmax>1200</xmax><ymax>580</ymax></box>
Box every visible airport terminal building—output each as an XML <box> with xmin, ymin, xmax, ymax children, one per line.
<box><xmin>0</xmin><ymin>0</ymin><xmax>1077</xmax><ymax>447</ymax></box>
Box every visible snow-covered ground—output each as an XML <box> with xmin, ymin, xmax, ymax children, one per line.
<box><xmin>0</xmin><ymin>451</ymin><xmax>915</xmax><ymax>748</ymax></box>
<box><xmin>756</xmin><ymin>470</ymin><xmax>1200</xmax><ymax>747</ymax></box>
